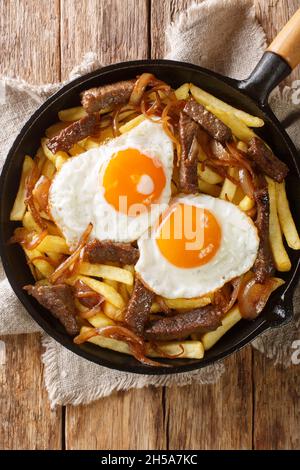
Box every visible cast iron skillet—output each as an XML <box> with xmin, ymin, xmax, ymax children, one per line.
<box><xmin>1</xmin><ymin>11</ymin><xmax>300</xmax><ymax>374</ymax></box>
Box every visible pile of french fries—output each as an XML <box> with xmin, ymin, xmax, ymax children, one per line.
<box><xmin>9</xmin><ymin>81</ymin><xmax>300</xmax><ymax>362</ymax></box>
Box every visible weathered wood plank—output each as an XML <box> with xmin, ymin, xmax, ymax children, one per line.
<box><xmin>63</xmin><ymin>0</ymin><xmax>164</xmax><ymax>450</ymax></box>
<box><xmin>60</xmin><ymin>0</ymin><xmax>149</xmax><ymax>80</ymax></box>
<box><xmin>0</xmin><ymin>334</ymin><xmax>62</xmax><ymax>450</ymax></box>
<box><xmin>253</xmin><ymin>0</ymin><xmax>300</xmax><ymax>450</ymax></box>
<box><xmin>0</xmin><ymin>0</ymin><xmax>62</xmax><ymax>450</ymax></box>
<box><xmin>254</xmin><ymin>0</ymin><xmax>300</xmax><ymax>86</ymax></box>
<box><xmin>66</xmin><ymin>387</ymin><xmax>166</xmax><ymax>450</ymax></box>
<box><xmin>0</xmin><ymin>0</ymin><xmax>61</xmax><ymax>83</ymax></box>
<box><xmin>151</xmin><ymin>0</ymin><xmax>195</xmax><ymax>59</ymax></box>
<box><xmin>151</xmin><ymin>0</ymin><xmax>254</xmax><ymax>451</ymax></box>
<box><xmin>166</xmin><ymin>348</ymin><xmax>253</xmax><ymax>450</ymax></box>
<box><xmin>253</xmin><ymin>353</ymin><xmax>300</xmax><ymax>449</ymax></box>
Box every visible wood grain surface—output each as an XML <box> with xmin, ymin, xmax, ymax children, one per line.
<box><xmin>0</xmin><ymin>0</ymin><xmax>299</xmax><ymax>450</ymax></box>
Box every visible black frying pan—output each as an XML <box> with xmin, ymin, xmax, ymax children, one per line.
<box><xmin>1</xmin><ymin>10</ymin><xmax>300</xmax><ymax>374</ymax></box>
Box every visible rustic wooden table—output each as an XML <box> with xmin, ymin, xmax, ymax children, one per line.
<box><xmin>0</xmin><ymin>0</ymin><xmax>299</xmax><ymax>450</ymax></box>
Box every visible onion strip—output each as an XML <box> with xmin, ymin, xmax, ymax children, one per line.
<box><xmin>49</xmin><ymin>223</ymin><xmax>93</xmax><ymax>284</ymax></box>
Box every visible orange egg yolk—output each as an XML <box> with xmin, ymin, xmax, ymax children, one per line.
<box><xmin>156</xmin><ymin>203</ymin><xmax>221</xmax><ymax>268</ymax></box>
<box><xmin>102</xmin><ymin>148</ymin><xmax>166</xmax><ymax>215</ymax></box>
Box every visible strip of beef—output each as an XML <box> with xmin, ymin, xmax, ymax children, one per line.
<box><xmin>24</xmin><ymin>284</ymin><xmax>79</xmax><ymax>335</ymax></box>
<box><xmin>80</xmin><ymin>79</ymin><xmax>135</xmax><ymax>113</ymax></box>
<box><xmin>47</xmin><ymin>113</ymin><xmax>100</xmax><ymax>154</ymax></box>
<box><xmin>84</xmin><ymin>239</ymin><xmax>139</xmax><ymax>265</ymax></box>
<box><xmin>124</xmin><ymin>279</ymin><xmax>155</xmax><ymax>336</ymax></box>
<box><xmin>253</xmin><ymin>175</ymin><xmax>275</xmax><ymax>283</ymax></box>
<box><xmin>184</xmin><ymin>99</ymin><xmax>232</xmax><ymax>143</ymax></box>
<box><xmin>178</xmin><ymin>112</ymin><xmax>200</xmax><ymax>193</ymax></box>
<box><xmin>145</xmin><ymin>304</ymin><xmax>222</xmax><ymax>341</ymax></box>
<box><xmin>247</xmin><ymin>137</ymin><xmax>288</xmax><ymax>183</ymax></box>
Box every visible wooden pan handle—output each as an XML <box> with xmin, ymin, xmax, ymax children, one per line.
<box><xmin>267</xmin><ymin>8</ymin><xmax>300</xmax><ymax>69</ymax></box>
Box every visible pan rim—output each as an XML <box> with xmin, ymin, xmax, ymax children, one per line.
<box><xmin>0</xmin><ymin>58</ymin><xmax>299</xmax><ymax>374</ymax></box>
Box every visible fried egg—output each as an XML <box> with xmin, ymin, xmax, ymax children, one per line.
<box><xmin>135</xmin><ymin>194</ymin><xmax>259</xmax><ymax>299</ymax></box>
<box><xmin>49</xmin><ymin>120</ymin><xmax>174</xmax><ymax>248</ymax></box>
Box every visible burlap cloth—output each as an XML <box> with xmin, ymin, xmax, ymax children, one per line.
<box><xmin>0</xmin><ymin>0</ymin><xmax>299</xmax><ymax>407</ymax></box>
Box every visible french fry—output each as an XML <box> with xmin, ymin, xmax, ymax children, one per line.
<box><xmin>198</xmin><ymin>144</ymin><xmax>207</xmax><ymax>162</ymax></box>
<box><xmin>23</xmin><ymin>211</ymin><xmax>40</xmax><ymax>232</ymax></box>
<box><xmin>42</xmin><ymin>137</ymin><xmax>68</xmax><ymax>163</ymax></box>
<box><xmin>83</xmin><ymin>128</ymin><xmax>114</xmax><ymax>149</ymax></box>
<box><xmin>45</xmin><ymin>121</ymin><xmax>69</xmax><ymax>138</ymax></box>
<box><xmin>119</xmin><ymin>283</ymin><xmax>130</xmax><ymax>304</ymax></box>
<box><xmin>58</xmin><ymin>106</ymin><xmax>88</xmax><ymax>122</ymax></box>
<box><xmin>206</xmin><ymin>105</ymin><xmax>255</xmax><ymax>142</ymax></box>
<box><xmin>202</xmin><ymin>278</ymin><xmax>285</xmax><ymax>350</ymax></box>
<box><xmin>104</xmin><ymin>278</ymin><xmax>119</xmax><ymax>290</ymax></box>
<box><xmin>267</xmin><ymin>177</ymin><xmax>291</xmax><ymax>271</ymax></box>
<box><xmin>103</xmin><ymin>300</ymin><xmax>124</xmax><ymax>322</ymax></box>
<box><xmin>23</xmin><ymin>247</ymin><xmax>55</xmax><ymax>278</ymax></box>
<box><xmin>220</xmin><ymin>169</ymin><xmax>237</xmax><ymax>202</ymax></box>
<box><xmin>74</xmin><ymin>298</ymin><xmax>88</xmax><ymax>313</ymax></box>
<box><xmin>201</xmin><ymin>305</ymin><xmax>242</xmax><ymax>350</ymax></box>
<box><xmin>276</xmin><ymin>181</ymin><xmax>300</xmax><ymax>250</ymax></box>
<box><xmin>119</xmin><ymin>114</ymin><xmax>145</xmax><ymax>134</ymax></box>
<box><xmin>58</xmin><ymin>106</ymin><xmax>111</xmax><ymax>122</ymax></box>
<box><xmin>236</xmin><ymin>141</ymin><xmax>248</xmax><ymax>153</ymax></box>
<box><xmin>41</xmin><ymin>158</ymin><xmax>56</xmax><ymax>179</ymax></box>
<box><xmin>46</xmin><ymin>251</ymin><xmax>63</xmax><ymax>264</ymax></box>
<box><xmin>81</xmin><ymin>137</ymin><xmax>101</xmax><ymax>150</ymax></box>
<box><xmin>88</xmin><ymin>312</ymin><xmax>115</xmax><ymax>328</ymax></box>
<box><xmin>36</xmin><ymin>146</ymin><xmax>47</xmax><ymax>170</ymax></box>
<box><xmin>232</xmin><ymin>186</ymin><xmax>245</xmax><ymax>205</ymax></box>
<box><xmin>124</xmin><ymin>265</ymin><xmax>135</xmax><ymax>295</ymax></box>
<box><xmin>78</xmin><ymin>262</ymin><xmax>134</xmax><ymax>285</ymax></box>
<box><xmin>190</xmin><ymin>84</ymin><xmax>264</xmax><ymax>128</ymax></box>
<box><xmin>239</xmin><ymin>195</ymin><xmax>255</xmax><ymax>211</ymax></box>
<box><xmin>36</xmin><ymin>235</ymin><xmax>70</xmax><ymax>254</ymax></box>
<box><xmin>82</xmin><ymin>326</ymin><xmax>204</xmax><ymax>359</ymax></box>
<box><xmin>198</xmin><ymin>179</ymin><xmax>221</xmax><ymax>197</ymax></box>
<box><xmin>163</xmin><ymin>296</ymin><xmax>211</xmax><ymax>310</ymax></box>
<box><xmin>68</xmin><ymin>143</ymin><xmax>85</xmax><ymax>156</ymax></box>
<box><xmin>10</xmin><ymin>156</ymin><xmax>34</xmax><ymax>221</ymax></box>
<box><xmin>55</xmin><ymin>154</ymin><xmax>68</xmax><ymax>170</ymax></box>
<box><xmin>22</xmin><ymin>211</ymin><xmax>61</xmax><ymax>236</ymax></box>
<box><xmin>197</xmin><ymin>165</ymin><xmax>223</xmax><ymax>184</ymax></box>
<box><xmin>148</xmin><ymin>340</ymin><xmax>204</xmax><ymax>359</ymax></box>
<box><xmin>175</xmin><ymin>83</ymin><xmax>190</xmax><ymax>100</ymax></box>
<box><xmin>75</xmin><ymin>275</ymin><xmax>125</xmax><ymax>309</ymax></box>
<box><xmin>150</xmin><ymin>302</ymin><xmax>161</xmax><ymax>313</ymax></box>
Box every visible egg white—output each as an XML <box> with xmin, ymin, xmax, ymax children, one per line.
<box><xmin>135</xmin><ymin>194</ymin><xmax>260</xmax><ymax>299</ymax></box>
<box><xmin>49</xmin><ymin>120</ymin><xmax>174</xmax><ymax>249</ymax></box>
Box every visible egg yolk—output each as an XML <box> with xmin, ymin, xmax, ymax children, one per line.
<box><xmin>102</xmin><ymin>148</ymin><xmax>166</xmax><ymax>215</ymax></box>
<box><xmin>156</xmin><ymin>203</ymin><xmax>221</xmax><ymax>268</ymax></box>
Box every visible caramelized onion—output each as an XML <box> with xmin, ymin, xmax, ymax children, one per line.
<box><xmin>74</xmin><ymin>279</ymin><xmax>104</xmax><ymax>309</ymax></box>
<box><xmin>238</xmin><ymin>272</ymin><xmax>280</xmax><ymax>319</ymax></box>
<box><xmin>49</xmin><ymin>223</ymin><xmax>93</xmax><ymax>284</ymax></box>
<box><xmin>33</xmin><ymin>175</ymin><xmax>51</xmax><ymax>212</ymax></box>
<box><xmin>78</xmin><ymin>302</ymin><xmax>104</xmax><ymax>320</ymax></box>
<box><xmin>210</xmin><ymin>141</ymin><xmax>232</xmax><ymax>161</ymax></box>
<box><xmin>25</xmin><ymin>162</ymin><xmax>47</xmax><ymax>230</ymax></box>
<box><xmin>150</xmin><ymin>342</ymin><xmax>185</xmax><ymax>359</ymax></box>
<box><xmin>238</xmin><ymin>168</ymin><xmax>255</xmax><ymax>199</ymax></box>
<box><xmin>31</xmin><ymin>254</ymin><xmax>59</xmax><ymax>268</ymax></box>
<box><xmin>156</xmin><ymin>297</ymin><xmax>172</xmax><ymax>315</ymax></box>
<box><xmin>112</xmin><ymin>106</ymin><xmax>122</xmax><ymax>137</ymax></box>
<box><xmin>74</xmin><ymin>325</ymin><xmax>165</xmax><ymax>367</ymax></box>
<box><xmin>129</xmin><ymin>73</ymin><xmax>156</xmax><ymax>106</ymax></box>
<box><xmin>9</xmin><ymin>227</ymin><xmax>47</xmax><ymax>250</ymax></box>
<box><xmin>226</xmin><ymin>277</ymin><xmax>243</xmax><ymax>313</ymax></box>
<box><xmin>226</xmin><ymin>142</ymin><xmax>255</xmax><ymax>177</ymax></box>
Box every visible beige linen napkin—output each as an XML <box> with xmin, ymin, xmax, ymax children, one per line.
<box><xmin>0</xmin><ymin>0</ymin><xmax>299</xmax><ymax>407</ymax></box>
